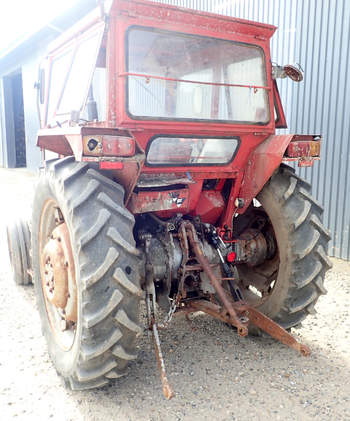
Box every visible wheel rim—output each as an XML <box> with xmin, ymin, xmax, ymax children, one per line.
<box><xmin>235</xmin><ymin>203</ymin><xmax>279</xmax><ymax>307</ymax></box>
<box><xmin>39</xmin><ymin>200</ymin><xmax>77</xmax><ymax>351</ymax></box>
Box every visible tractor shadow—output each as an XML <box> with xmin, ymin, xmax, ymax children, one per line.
<box><xmin>76</xmin><ymin>311</ymin><xmax>350</xmax><ymax>420</ymax></box>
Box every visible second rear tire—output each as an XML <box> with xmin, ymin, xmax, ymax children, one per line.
<box><xmin>235</xmin><ymin>165</ymin><xmax>332</xmax><ymax>331</ymax></box>
<box><xmin>7</xmin><ymin>218</ymin><xmax>32</xmax><ymax>285</ymax></box>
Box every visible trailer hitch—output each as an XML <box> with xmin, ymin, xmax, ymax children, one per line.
<box><xmin>182</xmin><ymin>221</ymin><xmax>310</xmax><ymax>356</ymax></box>
<box><xmin>185</xmin><ymin>300</ymin><xmax>310</xmax><ymax>356</ymax></box>
<box><xmin>146</xmin><ymin>221</ymin><xmax>310</xmax><ymax>399</ymax></box>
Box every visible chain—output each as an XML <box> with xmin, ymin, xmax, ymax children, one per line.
<box><xmin>158</xmin><ymin>298</ymin><xmax>178</xmax><ymax>328</ymax></box>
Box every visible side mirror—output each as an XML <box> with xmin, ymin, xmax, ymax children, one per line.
<box><xmin>35</xmin><ymin>68</ymin><xmax>45</xmax><ymax>104</ymax></box>
<box><xmin>272</xmin><ymin>64</ymin><xmax>303</xmax><ymax>82</ymax></box>
<box><xmin>35</xmin><ymin>67</ymin><xmax>46</xmax><ymax>125</ymax></box>
<box><xmin>283</xmin><ymin>64</ymin><xmax>303</xmax><ymax>82</ymax></box>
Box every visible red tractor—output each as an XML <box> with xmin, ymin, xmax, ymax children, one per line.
<box><xmin>7</xmin><ymin>0</ymin><xmax>332</xmax><ymax>397</ymax></box>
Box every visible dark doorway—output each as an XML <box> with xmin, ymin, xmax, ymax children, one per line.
<box><xmin>11</xmin><ymin>72</ymin><xmax>26</xmax><ymax>167</ymax></box>
<box><xmin>3</xmin><ymin>71</ymin><xmax>26</xmax><ymax>168</ymax></box>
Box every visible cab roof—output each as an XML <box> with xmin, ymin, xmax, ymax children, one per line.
<box><xmin>47</xmin><ymin>0</ymin><xmax>277</xmax><ymax>55</ymax></box>
<box><xmin>112</xmin><ymin>0</ymin><xmax>277</xmax><ymax>40</ymax></box>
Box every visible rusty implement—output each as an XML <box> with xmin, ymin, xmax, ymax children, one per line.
<box><xmin>241</xmin><ymin>305</ymin><xmax>310</xmax><ymax>356</ymax></box>
<box><xmin>186</xmin><ymin>300</ymin><xmax>310</xmax><ymax>356</ymax></box>
<box><xmin>181</xmin><ymin>221</ymin><xmax>310</xmax><ymax>357</ymax></box>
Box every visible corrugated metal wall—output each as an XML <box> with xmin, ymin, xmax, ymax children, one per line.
<box><xmin>153</xmin><ymin>0</ymin><xmax>350</xmax><ymax>260</ymax></box>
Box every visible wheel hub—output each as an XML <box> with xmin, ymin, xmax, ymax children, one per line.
<box><xmin>42</xmin><ymin>223</ymin><xmax>77</xmax><ymax>323</ymax></box>
<box><xmin>238</xmin><ymin>228</ymin><xmax>268</xmax><ymax>267</ymax></box>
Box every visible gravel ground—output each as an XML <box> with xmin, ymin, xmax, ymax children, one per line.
<box><xmin>0</xmin><ymin>168</ymin><xmax>349</xmax><ymax>421</ymax></box>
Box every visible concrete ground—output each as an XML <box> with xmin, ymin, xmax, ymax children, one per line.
<box><xmin>0</xmin><ymin>168</ymin><xmax>349</xmax><ymax>421</ymax></box>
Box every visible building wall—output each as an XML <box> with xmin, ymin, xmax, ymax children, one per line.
<box><xmin>0</xmin><ymin>0</ymin><xmax>98</xmax><ymax>170</ymax></box>
<box><xmin>0</xmin><ymin>47</ymin><xmax>47</xmax><ymax>170</ymax></box>
<box><xmin>0</xmin><ymin>77</ymin><xmax>16</xmax><ymax>167</ymax></box>
<box><xmin>0</xmin><ymin>79</ymin><xmax>5</xmax><ymax>166</ymax></box>
<box><xmin>154</xmin><ymin>0</ymin><xmax>350</xmax><ymax>260</ymax></box>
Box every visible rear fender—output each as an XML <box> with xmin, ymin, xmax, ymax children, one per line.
<box><xmin>37</xmin><ymin>127</ymin><xmax>145</xmax><ymax>203</ymax></box>
<box><xmin>238</xmin><ymin>134</ymin><xmax>294</xmax><ymax>213</ymax></box>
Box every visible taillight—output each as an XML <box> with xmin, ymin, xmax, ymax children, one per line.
<box><xmin>102</xmin><ymin>136</ymin><xmax>135</xmax><ymax>156</ymax></box>
<box><xmin>285</xmin><ymin>137</ymin><xmax>321</xmax><ymax>158</ymax></box>
<box><xmin>227</xmin><ymin>251</ymin><xmax>236</xmax><ymax>263</ymax></box>
<box><xmin>83</xmin><ymin>135</ymin><xmax>135</xmax><ymax>157</ymax></box>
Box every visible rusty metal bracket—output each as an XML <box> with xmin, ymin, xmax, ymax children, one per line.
<box><xmin>185</xmin><ymin>299</ymin><xmax>310</xmax><ymax>357</ymax></box>
<box><xmin>182</xmin><ymin>221</ymin><xmax>248</xmax><ymax>336</ymax></box>
<box><xmin>179</xmin><ymin>221</ymin><xmax>310</xmax><ymax>357</ymax></box>
<box><xmin>240</xmin><ymin>304</ymin><xmax>310</xmax><ymax>356</ymax></box>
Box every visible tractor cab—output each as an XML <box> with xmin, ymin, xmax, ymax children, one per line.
<box><xmin>38</xmin><ymin>0</ymin><xmax>279</xmax><ymax>132</ymax></box>
<box><xmin>36</xmin><ymin>0</ymin><xmax>292</xmax><ymax>142</ymax></box>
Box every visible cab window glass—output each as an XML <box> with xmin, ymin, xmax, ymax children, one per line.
<box><xmin>127</xmin><ymin>27</ymin><xmax>270</xmax><ymax>124</ymax></box>
<box><xmin>47</xmin><ymin>24</ymin><xmax>104</xmax><ymax>126</ymax></box>
<box><xmin>47</xmin><ymin>49</ymin><xmax>73</xmax><ymax>123</ymax></box>
<box><xmin>57</xmin><ymin>31</ymin><xmax>102</xmax><ymax>116</ymax></box>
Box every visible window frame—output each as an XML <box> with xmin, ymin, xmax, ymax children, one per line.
<box><xmin>45</xmin><ymin>23</ymin><xmax>105</xmax><ymax>126</ymax></box>
<box><xmin>145</xmin><ymin>134</ymin><xmax>241</xmax><ymax>167</ymax></box>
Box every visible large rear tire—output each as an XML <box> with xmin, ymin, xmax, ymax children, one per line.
<box><xmin>32</xmin><ymin>157</ymin><xmax>142</xmax><ymax>390</ymax></box>
<box><xmin>235</xmin><ymin>165</ymin><xmax>332</xmax><ymax>331</ymax></box>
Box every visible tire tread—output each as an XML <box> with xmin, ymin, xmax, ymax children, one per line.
<box><xmin>253</xmin><ymin>165</ymin><xmax>332</xmax><ymax>331</ymax></box>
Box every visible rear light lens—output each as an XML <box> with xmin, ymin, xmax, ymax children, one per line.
<box><xmin>83</xmin><ymin>135</ymin><xmax>135</xmax><ymax>157</ymax></box>
<box><xmin>102</xmin><ymin>136</ymin><xmax>135</xmax><ymax>156</ymax></box>
<box><xmin>227</xmin><ymin>251</ymin><xmax>236</xmax><ymax>263</ymax></box>
<box><xmin>286</xmin><ymin>139</ymin><xmax>320</xmax><ymax>158</ymax></box>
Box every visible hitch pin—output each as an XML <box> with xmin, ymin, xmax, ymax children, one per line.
<box><xmin>216</xmin><ymin>247</ymin><xmax>225</xmax><ymax>264</ymax></box>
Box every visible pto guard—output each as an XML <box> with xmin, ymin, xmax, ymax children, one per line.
<box><xmin>238</xmin><ymin>134</ymin><xmax>320</xmax><ymax>213</ymax></box>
